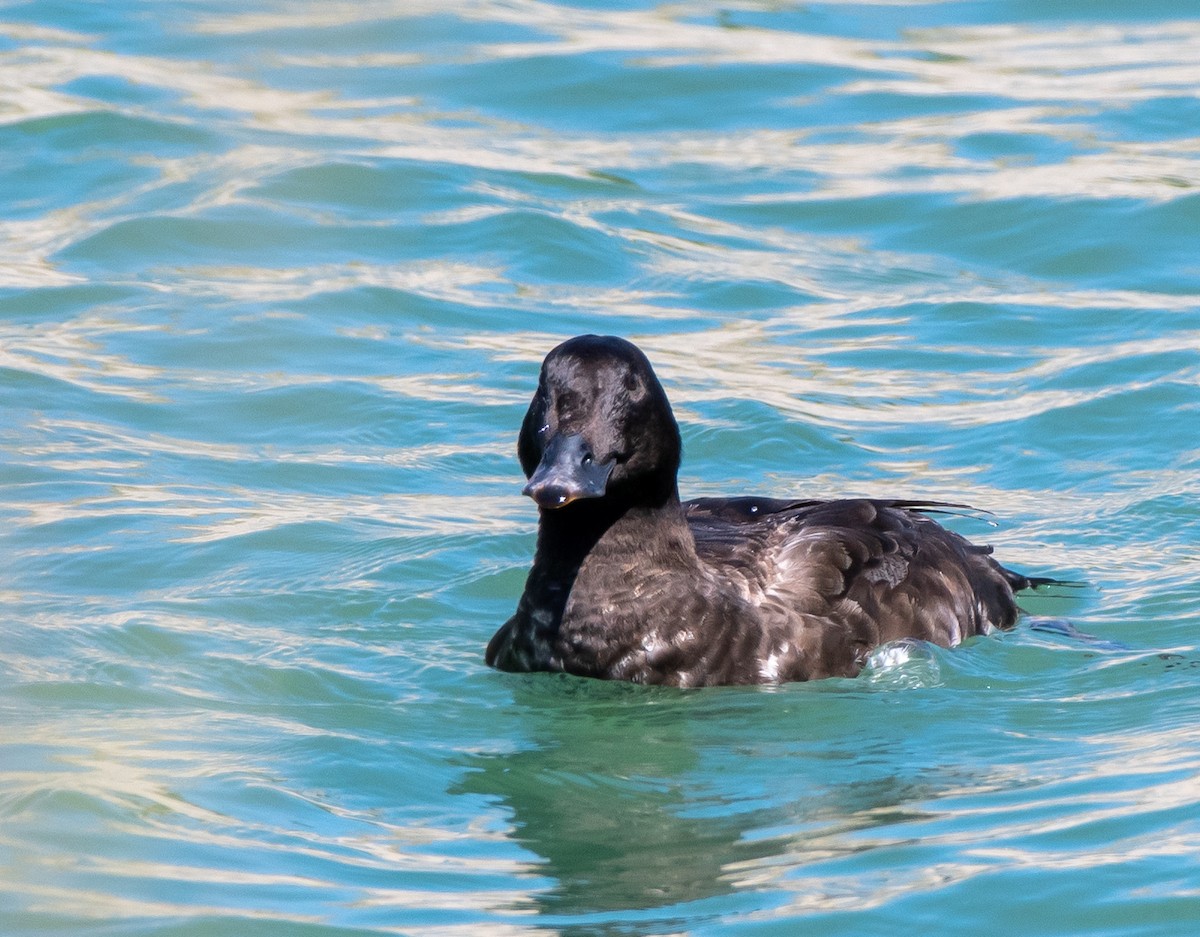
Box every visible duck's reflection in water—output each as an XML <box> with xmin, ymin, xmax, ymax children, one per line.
<box><xmin>455</xmin><ymin>676</ymin><xmax>960</xmax><ymax>927</ymax></box>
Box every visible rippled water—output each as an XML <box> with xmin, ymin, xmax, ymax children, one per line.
<box><xmin>2</xmin><ymin>1</ymin><xmax>1199</xmax><ymax>934</ymax></box>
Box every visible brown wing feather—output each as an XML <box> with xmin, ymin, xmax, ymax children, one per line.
<box><xmin>684</xmin><ymin>497</ymin><xmax>1022</xmax><ymax>680</ymax></box>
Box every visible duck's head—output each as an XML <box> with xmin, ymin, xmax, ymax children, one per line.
<box><xmin>518</xmin><ymin>335</ymin><xmax>681</xmax><ymax>511</ymax></box>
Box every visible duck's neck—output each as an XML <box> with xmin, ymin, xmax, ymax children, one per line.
<box><xmin>520</xmin><ymin>487</ymin><xmax>693</xmax><ymax>628</ymax></box>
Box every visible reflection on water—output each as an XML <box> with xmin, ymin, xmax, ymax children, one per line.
<box><xmin>455</xmin><ymin>666</ymin><xmax>1200</xmax><ymax>929</ymax></box>
<box><xmin>455</xmin><ymin>680</ymin><xmax>967</xmax><ymax>924</ymax></box>
<box><xmin>3</xmin><ymin>6</ymin><xmax>1197</xmax><ymax>288</ymax></box>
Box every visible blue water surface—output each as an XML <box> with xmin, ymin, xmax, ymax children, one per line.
<box><xmin>2</xmin><ymin>1</ymin><xmax>1199</xmax><ymax>935</ymax></box>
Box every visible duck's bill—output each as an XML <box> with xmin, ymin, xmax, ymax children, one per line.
<box><xmin>522</xmin><ymin>433</ymin><xmax>615</xmax><ymax>509</ymax></box>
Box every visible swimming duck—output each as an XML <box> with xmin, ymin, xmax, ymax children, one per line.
<box><xmin>486</xmin><ymin>334</ymin><xmax>1052</xmax><ymax>686</ymax></box>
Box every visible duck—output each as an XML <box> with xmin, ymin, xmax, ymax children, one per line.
<box><xmin>486</xmin><ymin>334</ymin><xmax>1055</xmax><ymax>686</ymax></box>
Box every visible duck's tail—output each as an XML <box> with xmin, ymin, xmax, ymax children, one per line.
<box><xmin>1007</xmin><ymin>571</ymin><xmax>1083</xmax><ymax>592</ymax></box>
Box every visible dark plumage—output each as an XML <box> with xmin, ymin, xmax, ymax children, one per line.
<box><xmin>487</xmin><ymin>335</ymin><xmax>1053</xmax><ymax>686</ymax></box>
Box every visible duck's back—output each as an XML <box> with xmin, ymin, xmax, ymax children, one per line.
<box><xmin>683</xmin><ymin>497</ymin><xmax>1027</xmax><ymax>674</ymax></box>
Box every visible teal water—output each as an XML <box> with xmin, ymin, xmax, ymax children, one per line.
<box><xmin>2</xmin><ymin>1</ymin><xmax>1199</xmax><ymax>934</ymax></box>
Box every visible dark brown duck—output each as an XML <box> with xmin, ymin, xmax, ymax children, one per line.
<box><xmin>487</xmin><ymin>334</ymin><xmax>1053</xmax><ymax>686</ymax></box>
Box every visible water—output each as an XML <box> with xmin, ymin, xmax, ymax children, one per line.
<box><xmin>2</xmin><ymin>1</ymin><xmax>1199</xmax><ymax>934</ymax></box>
